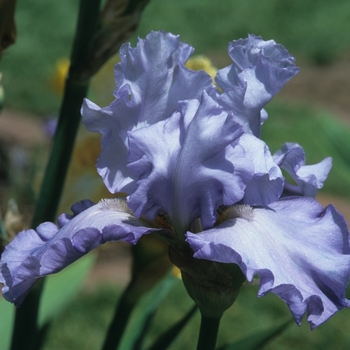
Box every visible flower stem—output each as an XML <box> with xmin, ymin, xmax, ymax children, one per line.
<box><xmin>9</xmin><ymin>279</ymin><xmax>44</xmax><ymax>350</ymax></box>
<box><xmin>196</xmin><ymin>313</ymin><xmax>222</xmax><ymax>350</ymax></box>
<box><xmin>10</xmin><ymin>1</ymin><xmax>101</xmax><ymax>349</ymax></box>
<box><xmin>31</xmin><ymin>81</ymin><xmax>88</xmax><ymax>227</ymax></box>
<box><xmin>31</xmin><ymin>0</ymin><xmax>101</xmax><ymax>228</ymax></box>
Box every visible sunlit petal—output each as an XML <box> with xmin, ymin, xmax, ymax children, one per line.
<box><xmin>187</xmin><ymin>197</ymin><xmax>350</xmax><ymax>328</ymax></box>
<box><xmin>82</xmin><ymin>31</ymin><xmax>213</xmax><ymax>194</ymax></box>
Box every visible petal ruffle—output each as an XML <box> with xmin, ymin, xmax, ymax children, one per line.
<box><xmin>216</xmin><ymin>34</ymin><xmax>299</xmax><ymax>136</ymax></box>
<box><xmin>82</xmin><ymin>31</ymin><xmax>213</xmax><ymax>194</ymax></box>
<box><xmin>81</xmin><ymin>98</ymin><xmax>140</xmax><ymax>194</ymax></box>
<box><xmin>127</xmin><ymin>91</ymin><xmax>254</xmax><ymax>233</ymax></box>
<box><xmin>238</xmin><ymin>134</ymin><xmax>284</xmax><ymax>205</ymax></box>
<box><xmin>187</xmin><ymin>197</ymin><xmax>350</xmax><ymax>328</ymax></box>
<box><xmin>273</xmin><ymin>142</ymin><xmax>332</xmax><ymax>197</ymax></box>
<box><xmin>0</xmin><ymin>198</ymin><xmax>154</xmax><ymax>306</ymax></box>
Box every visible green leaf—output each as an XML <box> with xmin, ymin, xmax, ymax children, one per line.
<box><xmin>147</xmin><ymin>304</ymin><xmax>198</xmax><ymax>350</ymax></box>
<box><xmin>119</xmin><ymin>272</ymin><xmax>179</xmax><ymax>350</ymax></box>
<box><xmin>0</xmin><ymin>295</ymin><xmax>15</xmax><ymax>350</ymax></box>
<box><xmin>132</xmin><ymin>309</ymin><xmax>156</xmax><ymax>350</ymax></box>
<box><xmin>319</xmin><ymin>117</ymin><xmax>350</xmax><ymax>168</ymax></box>
<box><xmin>218</xmin><ymin>319</ymin><xmax>292</xmax><ymax>350</ymax></box>
<box><xmin>38</xmin><ymin>252</ymin><xmax>96</xmax><ymax>327</ymax></box>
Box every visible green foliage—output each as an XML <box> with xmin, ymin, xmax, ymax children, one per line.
<box><xmin>119</xmin><ymin>273</ymin><xmax>178</xmax><ymax>350</ymax></box>
<box><xmin>147</xmin><ymin>305</ymin><xmax>197</xmax><ymax>350</ymax></box>
<box><xmin>41</xmin><ymin>287</ymin><xmax>121</xmax><ymax>350</ymax></box>
<box><xmin>0</xmin><ymin>0</ymin><xmax>79</xmax><ymax>114</ymax></box>
<box><xmin>218</xmin><ymin>319</ymin><xmax>292</xmax><ymax>350</ymax></box>
<box><xmin>0</xmin><ymin>291</ymin><xmax>14</xmax><ymax>350</ymax></box>
<box><xmin>37</xmin><ymin>281</ymin><xmax>350</xmax><ymax>350</ymax></box>
<box><xmin>137</xmin><ymin>0</ymin><xmax>350</xmax><ymax>62</ymax></box>
<box><xmin>38</xmin><ymin>252</ymin><xmax>96</xmax><ymax>327</ymax></box>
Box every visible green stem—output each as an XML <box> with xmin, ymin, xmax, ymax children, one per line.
<box><xmin>31</xmin><ymin>80</ymin><xmax>88</xmax><ymax>227</ymax></box>
<box><xmin>9</xmin><ymin>279</ymin><xmax>44</xmax><ymax>350</ymax></box>
<box><xmin>196</xmin><ymin>313</ymin><xmax>222</xmax><ymax>350</ymax></box>
<box><xmin>31</xmin><ymin>0</ymin><xmax>101</xmax><ymax>228</ymax></box>
<box><xmin>10</xmin><ymin>1</ymin><xmax>101</xmax><ymax>349</ymax></box>
<box><xmin>101</xmin><ymin>286</ymin><xmax>138</xmax><ymax>350</ymax></box>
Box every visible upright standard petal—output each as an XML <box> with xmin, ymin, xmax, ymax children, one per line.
<box><xmin>0</xmin><ymin>198</ymin><xmax>155</xmax><ymax>306</ymax></box>
<box><xmin>273</xmin><ymin>142</ymin><xmax>332</xmax><ymax>197</ymax></box>
<box><xmin>216</xmin><ymin>34</ymin><xmax>299</xmax><ymax>136</ymax></box>
<box><xmin>127</xmin><ymin>91</ymin><xmax>254</xmax><ymax>234</ymax></box>
<box><xmin>82</xmin><ymin>31</ymin><xmax>213</xmax><ymax>194</ymax></box>
<box><xmin>187</xmin><ymin>197</ymin><xmax>350</xmax><ymax>328</ymax></box>
<box><xmin>238</xmin><ymin>134</ymin><xmax>284</xmax><ymax>205</ymax></box>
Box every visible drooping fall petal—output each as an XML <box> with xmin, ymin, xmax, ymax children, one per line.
<box><xmin>0</xmin><ymin>198</ymin><xmax>155</xmax><ymax>306</ymax></box>
<box><xmin>187</xmin><ymin>197</ymin><xmax>350</xmax><ymax>328</ymax></box>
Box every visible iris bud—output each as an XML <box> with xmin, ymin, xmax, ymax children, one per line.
<box><xmin>169</xmin><ymin>244</ymin><xmax>246</xmax><ymax>318</ymax></box>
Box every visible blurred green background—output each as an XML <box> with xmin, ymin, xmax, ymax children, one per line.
<box><xmin>1</xmin><ymin>0</ymin><xmax>350</xmax><ymax>349</ymax></box>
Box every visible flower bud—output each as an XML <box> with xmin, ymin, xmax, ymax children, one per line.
<box><xmin>169</xmin><ymin>244</ymin><xmax>245</xmax><ymax>318</ymax></box>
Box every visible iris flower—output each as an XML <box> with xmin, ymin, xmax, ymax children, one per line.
<box><xmin>1</xmin><ymin>32</ymin><xmax>349</xmax><ymax>329</ymax></box>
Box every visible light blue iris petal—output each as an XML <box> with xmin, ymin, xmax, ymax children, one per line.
<box><xmin>82</xmin><ymin>31</ymin><xmax>213</xmax><ymax>194</ymax></box>
<box><xmin>273</xmin><ymin>142</ymin><xmax>332</xmax><ymax>197</ymax></box>
<box><xmin>0</xmin><ymin>198</ymin><xmax>154</xmax><ymax>306</ymax></box>
<box><xmin>187</xmin><ymin>196</ymin><xmax>350</xmax><ymax>329</ymax></box>
<box><xmin>216</xmin><ymin>34</ymin><xmax>300</xmax><ymax>136</ymax></box>
<box><xmin>127</xmin><ymin>91</ymin><xmax>253</xmax><ymax>234</ymax></box>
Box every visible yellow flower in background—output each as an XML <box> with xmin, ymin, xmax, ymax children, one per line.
<box><xmin>50</xmin><ymin>57</ymin><xmax>70</xmax><ymax>95</ymax></box>
<box><xmin>51</xmin><ymin>54</ymin><xmax>216</xmax><ymax>103</ymax></box>
<box><xmin>185</xmin><ymin>55</ymin><xmax>217</xmax><ymax>82</ymax></box>
<box><xmin>50</xmin><ymin>54</ymin><xmax>120</xmax><ymax>106</ymax></box>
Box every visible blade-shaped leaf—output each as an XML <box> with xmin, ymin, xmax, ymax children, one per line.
<box><xmin>147</xmin><ymin>304</ymin><xmax>198</xmax><ymax>350</ymax></box>
<box><xmin>320</xmin><ymin>117</ymin><xmax>350</xmax><ymax>167</ymax></box>
<box><xmin>38</xmin><ymin>252</ymin><xmax>96</xmax><ymax>327</ymax></box>
<box><xmin>0</xmin><ymin>295</ymin><xmax>15</xmax><ymax>350</ymax></box>
<box><xmin>218</xmin><ymin>319</ymin><xmax>292</xmax><ymax>350</ymax></box>
<box><xmin>132</xmin><ymin>310</ymin><xmax>156</xmax><ymax>350</ymax></box>
<box><xmin>119</xmin><ymin>272</ymin><xmax>179</xmax><ymax>350</ymax></box>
